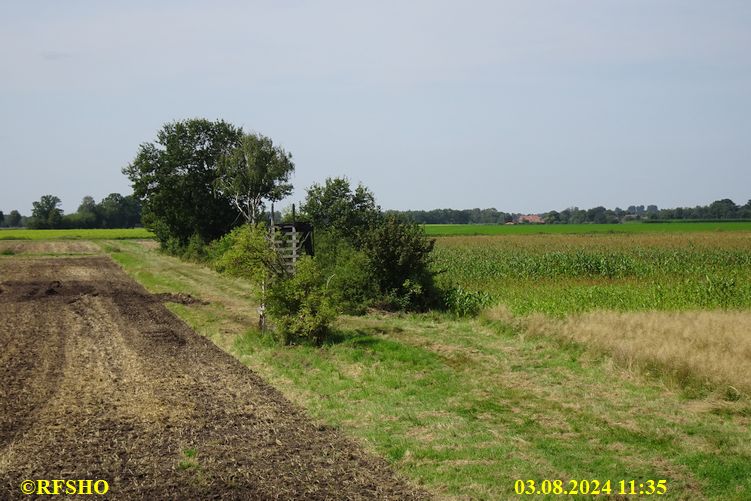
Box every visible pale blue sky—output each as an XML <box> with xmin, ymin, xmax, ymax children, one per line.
<box><xmin>1</xmin><ymin>1</ymin><xmax>750</xmax><ymax>214</ymax></box>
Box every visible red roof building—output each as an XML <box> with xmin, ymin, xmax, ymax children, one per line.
<box><xmin>518</xmin><ymin>214</ymin><xmax>544</xmax><ymax>224</ymax></box>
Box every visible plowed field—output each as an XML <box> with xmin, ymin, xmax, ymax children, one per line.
<box><xmin>0</xmin><ymin>255</ymin><xmax>425</xmax><ymax>500</ymax></box>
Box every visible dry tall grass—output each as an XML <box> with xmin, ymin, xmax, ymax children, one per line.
<box><xmin>485</xmin><ymin>306</ymin><xmax>751</xmax><ymax>397</ymax></box>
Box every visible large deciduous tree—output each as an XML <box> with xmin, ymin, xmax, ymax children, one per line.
<box><xmin>30</xmin><ymin>195</ymin><xmax>63</xmax><ymax>229</ymax></box>
<box><xmin>215</xmin><ymin>133</ymin><xmax>294</xmax><ymax>225</ymax></box>
<box><xmin>123</xmin><ymin>119</ymin><xmax>244</xmax><ymax>248</ymax></box>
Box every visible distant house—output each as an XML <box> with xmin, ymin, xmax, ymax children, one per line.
<box><xmin>518</xmin><ymin>214</ymin><xmax>544</xmax><ymax>224</ymax></box>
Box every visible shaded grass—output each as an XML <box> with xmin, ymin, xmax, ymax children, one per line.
<box><xmin>106</xmin><ymin>241</ymin><xmax>751</xmax><ymax>500</ymax></box>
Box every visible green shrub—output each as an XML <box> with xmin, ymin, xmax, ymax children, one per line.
<box><xmin>313</xmin><ymin>231</ymin><xmax>378</xmax><ymax>314</ymax></box>
<box><xmin>313</xmin><ymin>216</ymin><xmax>439</xmax><ymax>312</ymax></box>
<box><xmin>266</xmin><ymin>256</ymin><xmax>336</xmax><ymax>345</ymax></box>
<box><xmin>363</xmin><ymin>214</ymin><xmax>439</xmax><ymax>311</ymax></box>
<box><xmin>182</xmin><ymin>233</ymin><xmax>208</xmax><ymax>262</ymax></box>
<box><xmin>212</xmin><ymin>224</ymin><xmax>283</xmax><ymax>282</ymax></box>
<box><xmin>301</xmin><ymin>178</ymin><xmax>439</xmax><ymax>312</ymax></box>
<box><xmin>210</xmin><ymin>225</ymin><xmax>336</xmax><ymax>344</ymax></box>
<box><xmin>206</xmin><ymin>227</ymin><xmax>243</xmax><ymax>269</ymax></box>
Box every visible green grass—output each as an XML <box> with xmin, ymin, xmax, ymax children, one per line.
<box><xmin>0</xmin><ymin>228</ymin><xmax>153</xmax><ymax>240</ymax></box>
<box><xmin>425</xmin><ymin>221</ymin><xmax>751</xmax><ymax>236</ymax></box>
<box><xmin>102</xmin><ymin>240</ymin><xmax>751</xmax><ymax>500</ymax></box>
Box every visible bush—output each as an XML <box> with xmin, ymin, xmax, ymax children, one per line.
<box><xmin>266</xmin><ymin>256</ymin><xmax>336</xmax><ymax>345</ymax></box>
<box><xmin>182</xmin><ymin>233</ymin><xmax>208</xmax><ymax>262</ymax></box>
<box><xmin>212</xmin><ymin>224</ymin><xmax>283</xmax><ymax>282</ymax></box>
<box><xmin>206</xmin><ymin>227</ymin><xmax>243</xmax><ymax>269</ymax></box>
<box><xmin>209</xmin><ymin>226</ymin><xmax>336</xmax><ymax>344</ymax></box>
<box><xmin>363</xmin><ymin>214</ymin><xmax>439</xmax><ymax>311</ymax></box>
<box><xmin>312</xmin><ymin>217</ymin><xmax>439</xmax><ymax>312</ymax></box>
<box><xmin>301</xmin><ymin>178</ymin><xmax>440</xmax><ymax>312</ymax></box>
<box><xmin>313</xmin><ymin>231</ymin><xmax>378</xmax><ymax>314</ymax></box>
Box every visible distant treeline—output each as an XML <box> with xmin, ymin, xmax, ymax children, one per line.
<box><xmin>0</xmin><ymin>209</ymin><xmax>26</xmax><ymax>228</ymax></box>
<box><xmin>5</xmin><ymin>196</ymin><xmax>750</xmax><ymax>229</ymax></box>
<box><xmin>0</xmin><ymin>193</ymin><xmax>141</xmax><ymax>229</ymax></box>
<box><xmin>544</xmin><ymin>199</ymin><xmax>751</xmax><ymax>224</ymax></box>
<box><xmin>390</xmin><ymin>198</ymin><xmax>751</xmax><ymax>225</ymax></box>
<box><xmin>387</xmin><ymin>208</ymin><xmax>513</xmax><ymax>225</ymax></box>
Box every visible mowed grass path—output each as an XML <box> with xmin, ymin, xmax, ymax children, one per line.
<box><xmin>103</xmin><ymin>240</ymin><xmax>751</xmax><ymax>500</ymax></box>
<box><xmin>425</xmin><ymin>221</ymin><xmax>751</xmax><ymax>236</ymax></box>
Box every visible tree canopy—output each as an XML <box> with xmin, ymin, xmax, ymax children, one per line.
<box><xmin>123</xmin><ymin>118</ymin><xmax>244</xmax><ymax>247</ymax></box>
<box><xmin>215</xmin><ymin>133</ymin><xmax>294</xmax><ymax>225</ymax></box>
<box><xmin>301</xmin><ymin>177</ymin><xmax>438</xmax><ymax>310</ymax></box>
<box><xmin>29</xmin><ymin>195</ymin><xmax>63</xmax><ymax>229</ymax></box>
<box><xmin>7</xmin><ymin>210</ymin><xmax>22</xmax><ymax>227</ymax></box>
<box><xmin>301</xmin><ymin>177</ymin><xmax>380</xmax><ymax>246</ymax></box>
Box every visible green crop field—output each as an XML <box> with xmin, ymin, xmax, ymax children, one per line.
<box><xmin>0</xmin><ymin>228</ymin><xmax>154</xmax><ymax>240</ymax></box>
<box><xmin>433</xmin><ymin>232</ymin><xmax>751</xmax><ymax>316</ymax></box>
<box><xmin>425</xmin><ymin>221</ymin><xmax>751</xmax><ymax>236</ymax></box>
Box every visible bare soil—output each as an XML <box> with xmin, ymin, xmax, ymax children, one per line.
<box><xmin>0</xmin><ymin>256</ymin><xmax>426</xmax><ymax>500</ymax></box>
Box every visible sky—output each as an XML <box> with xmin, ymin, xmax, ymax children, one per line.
<box><xmin>1</xmin><ymin>0</ymin><xmax>750</xmax><ymax>215</ymax></box>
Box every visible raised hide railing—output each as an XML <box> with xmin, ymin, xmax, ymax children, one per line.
<box><xmin>272</xmin><ymin>222</ymin><xmax>314</xmax><ymax>274</ymax></box>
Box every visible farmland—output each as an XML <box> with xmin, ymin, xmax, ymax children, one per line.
<box><xmin>2</xmin><ymin>229</ymin><xmax>750</xmax><ymax>499</ymax></box>
<box><xmin>433</xmin><ymin>231</ymin><xmax>751</xmax><ymax>398</ymax></box>
<box><xmin>433</xmin><ymin>232</ymin><xmax>751</xmax><ymax>315</ymax></box>
<box><xmin>0</xmin><ymin>242</ymin><xmax>423</xmax><ymax>499</ymax></box>
<box><xmin>99</xmin><ymin>230</ymin><xmax>751</xmax><ymax>500</ymax></box>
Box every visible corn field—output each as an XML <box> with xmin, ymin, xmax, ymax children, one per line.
<box><xmin>433</xmin><ymin>233</ymin><xmax>751</xmax><ymax>316</ymax></box>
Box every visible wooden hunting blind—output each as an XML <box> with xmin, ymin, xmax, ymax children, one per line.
<box><xmin>272</xmin><ymin>222</ymin><xmax>314</xmax><ymax>273</ymax></box>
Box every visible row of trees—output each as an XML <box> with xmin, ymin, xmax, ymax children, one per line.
<box><xmin>25</xmin><ymin>193</ymin><xmax>141</xmax><ymax>229</ymax></box>
<box><xmin>391</xmin><ymin>199</ymin><xmax>751</xmax><ymax>225</ymax></box>
<box><xmin>544</xmin><ymin>199</ymin><xmax>751</xmax><ymax>224</ymax></box>
<box><xmin>392</xmin><ymin>208</ymin><xmax>513</xmax><ymax>225</ymax></box>
<box><xmin>649</xmin><ymin>199</ymin><xmax>751</xmax><ymax>221</ymax></box>
<box><xmin>0</xmin><ymin>210</ymin><xmax>24</xmax><ymax>228</ymax></box>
